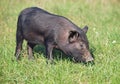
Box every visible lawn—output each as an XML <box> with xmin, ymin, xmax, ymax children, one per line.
<box><xmin>0</xmin><ymin>0</ymin><xmax>120</xmax><ymax>84</ymax></box>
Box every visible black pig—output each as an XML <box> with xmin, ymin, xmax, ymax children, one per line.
<box><xmin>15</xmin><ymin>7</ymin><xmax>94</xmax><ymax>63</ymax></box>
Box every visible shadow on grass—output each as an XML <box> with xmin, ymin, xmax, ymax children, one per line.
<box><xmin>33</xmin><ymin>45</ymin><xmax>96</xmax><ymax>65</ymax></box>
<box><xmin>33</xmin><ymin>45</ymin><xmax>73</xmax><ymax>62</ymax></box>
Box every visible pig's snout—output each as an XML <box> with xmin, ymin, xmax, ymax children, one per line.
<box><xmin>73</xmin><ymin>55</ymin><xmax>94</xmax><ymax>63</ymax></box>
<box><xmin>85</xmin><ymin>56</ymin><xmax>94</xmax><ymax>63</ymax></box>
<box><xmin>84</xmin><ymin>55</ymin><xmax>94</xmax><ymax>65</ymax></box>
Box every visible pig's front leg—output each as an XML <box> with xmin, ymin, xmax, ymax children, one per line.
<box><xmin>27</xmin><ymin>42</ymin><xmax>36</xmax><ymax>60</ymax></box>
<box><xmin>45</xmin><ymin>41</ymin><xmax>54</xmax><ymax>64</ymax></box>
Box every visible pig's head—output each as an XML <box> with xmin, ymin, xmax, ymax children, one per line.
<box><xmin>67</xmin><ymin>26</ymin><xmax>94</xmax><ymax>63</ymax></box>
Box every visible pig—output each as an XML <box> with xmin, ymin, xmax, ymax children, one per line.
<box><xmin>15</xmin><ymin>7</ymin><xmax>94</xmax><ymax>63</ymax></box>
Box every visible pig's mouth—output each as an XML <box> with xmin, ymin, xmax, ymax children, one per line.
<box><xmin>72</xmin><ymin>56</ymin><xmax>85</xmax><ymax>63</ymax></box>
<box><xmin>72</xmin><ymin>56</ymin><xmax>94</xmax><ymax>63</ymax></box>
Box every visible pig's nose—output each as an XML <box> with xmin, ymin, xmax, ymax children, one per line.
<box><xmin>85</xmin><ymin>56</ymin><xmax>94</xmax><ymax>65</ymax></box>
<box><xmin>86</xmin><ymin>56</ymin><xmax>94</xmax><ymax>62</ymax></box>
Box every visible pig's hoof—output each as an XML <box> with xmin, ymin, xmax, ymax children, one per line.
<box><xmin>46</xmin><ymin>60</ymin><xmax>56</xmax><ymax>64</ymax></box>
<box><xmin>28</xmin><ymin>56</ymin><xmax>35</xmax><ymax>61</ymax></box>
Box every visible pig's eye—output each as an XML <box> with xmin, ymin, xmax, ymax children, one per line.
<box><xmin>80</xmin><ymin>44</ymin><xmax>83</xmax><ymax>48</ymax></box>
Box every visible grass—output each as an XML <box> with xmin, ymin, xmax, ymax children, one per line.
<box><xmin>0</xmin><ymin>0</ymin><xmax>120</xmax><ymax>84</ymax></box>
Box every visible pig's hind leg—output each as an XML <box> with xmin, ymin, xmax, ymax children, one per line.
<box><xmin>14</xmin><ymin>30</ymin><xmax>24</xmax><ymax>60</ymax></box>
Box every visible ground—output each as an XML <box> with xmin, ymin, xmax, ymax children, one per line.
<box><xmin>0</xmin><ymin>0</ymin><xmax>120</xmax><ymax>84</ymax></box>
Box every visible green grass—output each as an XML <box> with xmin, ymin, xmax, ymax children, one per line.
<box><xmin>0</xmin><ymin>0</ymin><xmax>120</xmax><ymax>84</ymax></box>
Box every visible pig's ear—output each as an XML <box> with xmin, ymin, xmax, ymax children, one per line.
<box><xmin>68</xmin><ymin>31</ymin><xmax>79</xmax><ymax>43</ymax></box>
<box><xmin>82</xmin><ymin>26</ymin><xmax>88</xmax><ymax>34</ymax></box>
